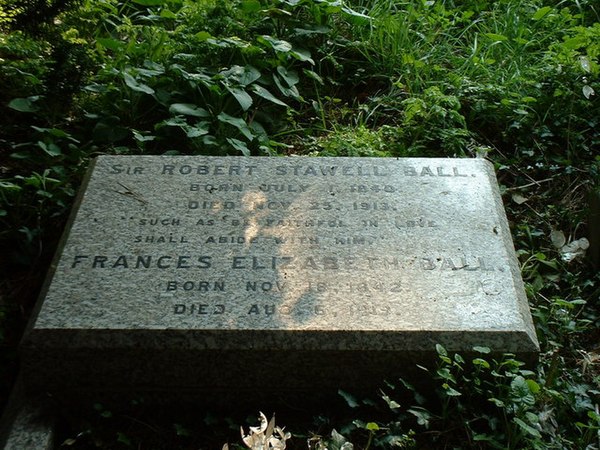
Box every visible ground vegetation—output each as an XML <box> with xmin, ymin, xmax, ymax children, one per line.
<box><xmin>0</xmin><ymin>0</ymin><xmax>599</xmax><ymax>448</ymax></box>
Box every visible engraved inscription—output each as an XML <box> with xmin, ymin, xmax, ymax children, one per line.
<box><xmin>40</xmin><ymin>157</ymin><xmax>521</xmax><ymax>330</ymax></box>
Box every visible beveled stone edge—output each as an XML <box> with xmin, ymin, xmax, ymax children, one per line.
<box><xmin>21</xmin><ymin>328</ymin><xmax>540</xmax><ymax>354</ymax></box>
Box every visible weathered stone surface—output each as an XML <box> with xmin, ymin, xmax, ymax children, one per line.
<box><xmin>21</xmin><ymin>156</ymin><xmax>539</xmax><ymax>399</ymax></box>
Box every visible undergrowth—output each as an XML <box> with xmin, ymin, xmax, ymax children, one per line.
<box><xmin>1</xmin><ymin>0</ymin><xmax>599</xmax><ymax>448</ymax></box>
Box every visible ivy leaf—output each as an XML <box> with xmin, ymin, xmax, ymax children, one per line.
<box><xmin>408</xmin><ymin>407</ymin><xmax>431</xmax><ymax>427</ymax></box>
<box><xmin>366</xmin><ymin>422</ymin><xmax>380</xmax><ymax>431</ymax></box>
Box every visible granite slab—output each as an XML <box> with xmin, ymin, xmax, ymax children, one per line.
<box><xmin>21</xmin><ymin>156</ymin><xmax>539</xmax><ymax>399</ymax></box>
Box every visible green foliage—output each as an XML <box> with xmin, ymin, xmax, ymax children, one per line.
<box><xmin>1</xmin><ymin>0</ymin><xmax>599</xmax><ymax>447</ymax></box>
<box><xmin>329</xmin><ymin>346</ymin><xmax>600</xmax><ymax>449</ymax></box>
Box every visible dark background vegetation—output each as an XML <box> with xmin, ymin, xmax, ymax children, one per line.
<box><xmin>1</xmin><ymin>0</ymin><xmax>599</xmax><ymax>448</ymax></box>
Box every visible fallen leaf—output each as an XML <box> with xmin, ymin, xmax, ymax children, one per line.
<box><xmin>550</xmin><ymin>229</ymin><xmax>566</xmax><ymax>249</ymax></box>
<box><xmin>512</xmin><ymin>193</ymin><xmax>528</xmax><ymax>204</ymax></box>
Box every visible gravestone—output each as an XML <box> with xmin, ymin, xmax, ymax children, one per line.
<box><xmin>21</xmin><ymin>156</ymin><xmax>539</xmax><ymax>402</ymax></box>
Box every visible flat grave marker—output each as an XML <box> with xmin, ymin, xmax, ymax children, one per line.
<box><xmin>22</xmin><ymin>156</ymin><xmax>539</xmax><ymax>399</ymax></box>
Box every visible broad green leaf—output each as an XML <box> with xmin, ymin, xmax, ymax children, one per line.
<box><xmin>263</xmin><ymin>7</ymin><xmax>292</xmax><ymax>18</ymax></box>
<box><xmin>532</xmin><ymin>6</ymin><xmax>552</xmax><ymax>20</ymax></box>
<box><xmin>123</xmin><ymin>73</ymin><xmax>154</xmax><ymax>94</ymax></box>
<box><xmin>526</xmin><ymin>379</ymin><xmax>541</xmax><ymax>394</ymax></box>
<box><xmin>511</xmin><ymin>376</ymin><xmax>535</xmax><ymax>405</ymax></box>
<box><xmin>437</xmin><ymin>367</ymin><xmax>454</xmax><ymax>382</ymax></box>
<box><xmin>250</xmin><ymin>85</ymin><xmax>288</xmax><ymax>107</ymax></box>
<box><xmin>443</xmin><ymin>384</ymin><xmax>462</xmax><ymax>396</ymax></box>
<box><xmin>258</xmin><ymin>35</ymin><xmax>292</xmax><ymax>53</ymax></box>
<box><xmin>116</xmin><ymin>432</ymin><xmax>132</xmax><ymax>445</ymax></box>
<box><xmin>249</xmin><ymin>120</ymin><xmax>267</xmax><ymax>139</ymax></box>
<box><xmin>92</xmin><ymin>119</ymin><xmax>129</xmax><ymax>143</ymax></box>
<box><xmin>472</xmin><ymin>358</ymin><xmax>490</xmax><ymax>369</ymax></box>
<box><xmin>380</xmin><ymin>391</ymin><xmax>400</xmax><ymax>410</ymax></box>
<box><xmin>241</xmin><ymin>0</ymin><xmax>261</xmax><ymax>13</ymax></box>
<box><xmin>226</xmin><ymin>137</ymin><xmax>250</xmax><ymax>156</ymax></box>
<box><xmin>290</xmin><ymin>48</ymin><xmax>314</xmax><ymax>64</ymax></box>
<box><xmin>131</xmin><ymin>0</ymin><xmax>163</xmax><ymax>5</ymax></box>
<box><xmin>185</xmin><ymin>122</ymin><xmax>210</xmax><ymax>138</ymax></box>
<box><xmin>160</xmin><ymin>9</ymin><xmax>176</xmax><ymax>19</ymax></box>
<box><xmin>562</xmin><ymin>36</ymin><xmax>586</xmax><ymax>50</ymax></box>
<box><xmin>220</xmin><ymin>65</ymin><xmax>261</xmax><ymax>86</ymax></box>
<box><xmin>31</xmin><ymin>126</ymin><xmax>79</xmax><ymax>142</ymax></box>
<box><xmin>8</xmin><ymin>97</ymin><xmax>40</xmax><ymax>112</ymax></box>
<box><xmin>408</xmin><ymin>407</ymin><xmax>431</xmax><ymax>427</ymax></box>
<box><xmin>513</xmin><ymin>417</ymin><xmax>541</xmax><ymax>438</ymax></box>
<box><xmin>37</xmin><ymin>141</ymin><xmax>61</xmax><ymax>157</ymax></box>
<box><xmin>161</xmin><ymin>117</ymin><xmax>188</xmax><ymax>127</ymax></box>
<box><xmin>273</xmin><ymin>74</ymin><xmax>300</xmax><ymax>99</ymax></box>
<box><xmin>338</xmin><ymin>389</ymin><xmax>359</xmax><ymax>408</ymax></box>
<box><xmin>484</xmin><ymin>33</ymin><xmax>508</xmax><ymax>42</ymax></box>
<box><xmin>276</xmin><ymin>66</ymin><xmax>299</xmax><ymax>87</ymax></box>
<box><xmin>202</xmin><ymin>135</ymin><xmax>217</xmax><ymax>146</ymax></box>
<box><xmin>169</xmin><ymin>103</ymin><xmax>209</xmax><ymax>117</ymax></box>
<box><xmin>217</xmin><ymin>113</ymin><xmax>253</xmax><ymax>141</ymax></box>
<box><xmin>489</xmin><ymin>398</ymin><xmax>505</xmax><ymax>407</ymax></box>
<box><xmin>325</xmin><ymin>4</ymin><xmax>341</xmax><ymax>14</ymax></box>
<box><xmin>207</xmin><ymin>37</ymin><xmax>251</xmax><ymax>49</ymax></box>
<box><xmin>132</xmin><ymin>130</ymin><xmax>156</xmax><ymax>142</ymax></box>
<box><xmin>0</xmin><ymin>181</ymin><xmax>22</xmax><ymax>193</ymax></box>
<box><xmin>195</xmin><ymin>31</ymin><xmax>212</xmax><ymax>41</ymax></box>
<box><xmin>96</xmin><ymin>38</ymin><xmax>124</xmax><ymax>50</ymax></box>
<box><xmin>473</xmin><ymin>346</ymin><xmax>491</xmax><ymax>354</ymax></box>
<box><xmin>303</xmin><ymin>69</ymin><xmax>324</xmax><ymax>85</ymax></box>
<box><xmin>473</xmin><ymin>434</ymin><xmax>493</xmax><ymax>442</ymax></box>
<box><xmin>342</xmin><ymin>5</ymin><xmax>371</xmax><ymax>23</ymax></box>
<box><xmin>137</xmin><ymin>66</ymin><xmax>164</xmax><ymax>77</ymax></box>
<box><xmin>227</xmin><ymin>87</ymin><xmax>253</xmax><ymax>111</ymax></box>
<box><xmin>366</xmin><ymin>422</ymin><xmax>380</xmax><ymax>431</ymax></box>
